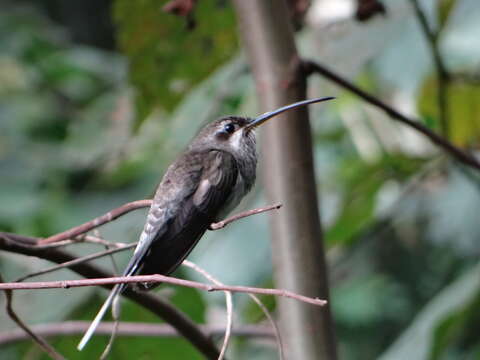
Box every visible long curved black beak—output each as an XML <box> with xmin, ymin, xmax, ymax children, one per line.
<box><xmin>245</xmin><ymin>97</ymin><xmax>335</xmax><ymax>131</ymax></box>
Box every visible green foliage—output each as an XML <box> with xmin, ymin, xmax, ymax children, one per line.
<box><xmin>326</xmin><ymin>154</ymin><xmax>424</xmax><ymax>246</ymax></box>
<box><xmin>3</xmin><ymin>1</ymin><xmax>480</xmax><ymax>359</ymax></box>
<box><xmin>379</xmin><ymin>263</ymin><xmax>480</xmax><ymax>360</ymax></box>
<box><xmin>437</xmin><ymin>0</ymin><xmax>458</xmax><ymax>31</ymax></box>
<box><xmin>113</xmin><ymin>0</ymin><xmax>238</xmax><ymax>124</ymax></box>
<box><xmin>418</xmin><ymin>76</ymin><xmax>480</xmax><ymax>145</ymax></box>
<box><xmin>429</xmin><ymin>285</ymin><xmax>480</xmax><ymax>360</ymax></box>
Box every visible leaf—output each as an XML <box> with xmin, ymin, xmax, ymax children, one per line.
<box><xmin>378</xmin><ymin>263</ymin><xmax>480</xmax><ymax>360</ymax></box>
<box><xmin>417</xmin><ymin>76</ymin><xmax>480</xmax><ymax>146</ymax></box>
<box><xmin>325</xmin><ymin>155</ymin><xmax>422</xmax><ymax>246</ymax></box>
<box><xmin>113</xmin><ymin>0</ymin><xmax>238</xmax><ymax>125</ymax></box>
<box><xmin>438</xmin><ymin>0</ymin><xmax>457</xmax><ymax>31</ymax></box>
<box><xmin>428</xmin><ymin>276</ymin><xmax>480</xmax><ymax>359</ymax></box>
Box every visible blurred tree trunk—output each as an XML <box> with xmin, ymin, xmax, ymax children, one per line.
<box><xmin>232</xmin><ymin>1</ymin><xmax>337</xmax><ymax>359</ymax></box>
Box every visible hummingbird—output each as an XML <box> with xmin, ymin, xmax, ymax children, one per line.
<box><xmin>77</xmin><ymin>97</ymin><xmax>334</xmax><ymax>350</ymax></box>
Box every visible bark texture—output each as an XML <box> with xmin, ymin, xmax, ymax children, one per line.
<box><xmin>232</xmin><ymin>1</ymin><xmax>337</xmax><ymax>359</ymax></box>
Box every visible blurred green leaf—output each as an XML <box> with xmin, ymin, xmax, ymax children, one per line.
<box><xmin>418</xmin><ymin>76</ymin><xmax>480</xmax><ymax>146</ymax></box>
<box><xmin>438</xmin><ymin>0</ymin><xmax>457</xmax><ymax>31</ymax></box>
<box><xmin>113</xmin><ymin>0</ymin><xmax>238</xmax><ymax>124</ymax></box>
<box><xmin>429</xmin><ymin>282</ymin><xmax>480</xmax><ymax>359</ymax></box>
<box><xmin>379</xmin><ymin>263</ymin><xmax>480</xmax><ymax>360</ymax></box>
<box><xmin>326</xmin><ymin>155</ymin><xmax>422</xmax><ymax>246</ymax></box>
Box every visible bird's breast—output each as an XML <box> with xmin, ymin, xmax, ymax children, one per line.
<box><xmin>216</xmin><ymin>172</ymin><xmax>250</xmax><ymax>221</ymax></box>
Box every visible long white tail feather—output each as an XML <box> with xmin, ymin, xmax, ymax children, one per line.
<box><xmin>77</xmin><ymin>284</ymin><xmax>122</xmax><ymax>351</ymax></box>
<box><xmin>77</xmin><ymin>231</ymin><xmax>151</xmax><ymax>351</ymax></box>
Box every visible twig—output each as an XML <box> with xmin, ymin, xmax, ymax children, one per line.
<box><xmin>40</xmin><ymin>202</ymin><xmax>282</xmax><ymax>245</ymax></box>
<box><xmin>184</xmin><ymin>260</ymin><xmax>283</xmax><ymax>359</ymax></box>
<box><xmin>25</xmin><ymin>235</ymin><xmax>127</xmax><ymax>250</ymax></box>
<box><xmin>11</xmin><ymin>243</ymin><xmax>283</xmax><ymax>358</ymax></box>
<box><xmin>82</xmin><ymin>234</ymin><xmax>128</xmax><ymax>248</ymax></box>
<box><xmin>98</xmin><ymin>229</ymin><xmax>122</xmax><ymax>360</ymax></box>
<box><xmin>0</xmin><ymin>275</ymin><xmax>327</xmax><ymax>306</ymax></box>
<box><xmin>39</xmin><ymin>200</ymin><xmax>152</xmax><ymax>244</ymax></box>
<box><xmin>183</xmin><ymin>261</ymin><xmax>232</xmax><ymax>360</ymax></box>
<box><xmin>0</xmin><ymin>274</ymin><xmax>65</xmax><ymax>360</ymax></box>
<box><xmin>100</xmin><ymin>296</ymin><xmax>120</xmax><ymax>360</ymax></box>
<box><xmin>302</xmin><ymin>60</ymin><xmax>480</xmax><ymax>171</ymax></box>
<box><xmin>409</xmin><ymin>0</ymin><xmax>450</xmax><ymax>137</ymax></box>
<box><xmin>1</xmin><ymin>203</ymin><xmax>284</xmax><ymax>357</ymax></box>
<box><xmin>0</xmin><ymin>232</ymin><xmax>222</xmax><ymax>359</ymax></box>
<box><xmin>209</xmin><ymin>203</ymin><xmax>282</xmax><ymax>230</ymax></box>
<box><xmin>16</xmin><ymin>203</ymin><xmax>282</xmax><ymax>281</ymax></box>
<box><xmin>0</xmin><ymin>321</ymin><xmax>275</xmax><ymax>346</ymax></box>
<box><xmin>14</xmin><ymin>243</ymin><xmax>137</xmax><ymax>282</ymax></box>
<box><xmin>247</xmin><ymin>293</ymin><xmax>284</xmax><ymax>360</ymax></box>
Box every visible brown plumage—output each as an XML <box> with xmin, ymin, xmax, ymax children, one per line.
<box><xmin>78</xmin><ymin>97</ymin><xmax>334</xmax><ymax>350</ymax></box>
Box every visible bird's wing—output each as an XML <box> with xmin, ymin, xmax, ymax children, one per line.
<box><xmin>123</xmin><ymin>151</ymin><xmax>206</xmax><ymax>277</ymax></box>
<box><xmin>137</xmin><ymin>149</ymin><xmax>239</xmax><ymax>277</ymax></box>
<box><xmin>78</xmin><ymin>150</ymin><xmax>238</xmax><ymax>350</ymax></box>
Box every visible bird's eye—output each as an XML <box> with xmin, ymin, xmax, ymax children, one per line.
<box><xmin>224</xmin><ymin>123</ymin><xmax>235</xmax><ymax>134</ymax></box>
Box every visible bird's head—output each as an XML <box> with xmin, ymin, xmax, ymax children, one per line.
<box><xmin>188</xmin><ymin>97</ymin><xmax>335</xmax><ymax>155</ymax></box>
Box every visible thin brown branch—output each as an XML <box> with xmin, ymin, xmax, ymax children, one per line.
<box><xmin>82</xmin><ymin>234</ymin><xmax>128</xmax><ymax>248</ymax></box>
<box><xmin>209</xmin><ymin>203</ymin><xmax>282</xmax><ymax>230</ymax></box>
<box><xmin>0</xmin><ymin>321</ymin><xmax>275</xmax><ymax>346</ymax></box>
<box><xmin>183</xmin><ymin>260</ymin><xmax>232</xmax><ymax>360</ymax></box>
<box><xmin>25</xmin><ymin>235</ymin><xmax>127</xmax><ymax>250</ymax></box>
<box><xmin>246</xmin><ymin>291</ymin><xmax>284</xmax><ymax>360</ymax></box>
<box><xmin>1</xmin><ymin>204</ymin><xmax>283</xmax><ymax>356</ymax></box>
<box><xmin>302</xmin><ymin>60</ymin><xmax>480</xmax><ymax>171</ymax></box>
<box><xmin>39</xmin><ymin>200</ymin><xmax>152</xmax><ymax>244</ymax></box>
<box><xmin>14</xmin><ymin>243</ymin><xmax>137</xmax><ymax>282</ymax></box>
<box><xmin>16</xmin><ymin>203</ymin><xmax>282</xmax><ymax>281</ymax></box>
<box><xmin>184</xmin><ymin>261</ymin><xmax>283</xmax><ymax>359</ymax></box>
<box><xmin>40</xmin><ymin>202</ymin><xmax>281</xmax><ymax>245</ymax></box>
<box><xmin>0</xmin><ymin>232</ymin><xmax>221</xmax><ymax>359</ymax></box>
<box><xmin>0</xmin><ymin>275</ymin><xmax>327</xmax><ymax>306</ymax></box>
<box><xmin>409</xmin><ymin>0</ymin><xmax>450</xmax><ymax>137</ymax></box>
<box><xmin>0</xmin><ymin>274</ymin><xmax>65</xmax><ymax>360</ymax></box>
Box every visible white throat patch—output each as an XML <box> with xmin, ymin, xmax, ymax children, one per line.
<box><xmin>229</xmin><ymin>129</ymin><xmax>244</xmax><ymax>151</ymax></box>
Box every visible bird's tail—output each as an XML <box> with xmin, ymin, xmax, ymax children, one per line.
<box><xmin>77</xmin><ymin>233</ymin><xmax>148</xmax><ymax>351</ymax></box>
<box><xmin>77</xmin><ymin>283</ymin><xmax>124</xmax><ymax>351</ymax></box>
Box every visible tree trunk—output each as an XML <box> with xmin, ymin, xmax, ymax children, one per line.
<box><xmin>232</xmin><ymin>1</ymin><xmax>337</xmax><ymax>359</ymax></box>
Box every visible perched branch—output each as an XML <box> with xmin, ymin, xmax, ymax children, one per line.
<box><xmin>1</xmin><ymin>203</ymin><xmax>283</xmax><ymax>357</ymax></box>
<box><xmin>209</xmin><ymin>203</ymin><xmax>282</xmax><ymax>230</ymax></box>
<box><xmin>16</xmin><ymin>204</ymin><xmax>281</xmax><ymax>282</ymax></box>
<box><xmin>40</xmin><ymin>200</ymin><xmax>152</xmax><ymax>245</ymax></box>
<box><xmin>82</xmin><ymin>235</ymin><xmax>128</xmax><ymax>248</ymax></box>
<box><xmin>0</xmin><ymin>275</ymin><xmax>327</xmax><ymax>307</ymax></box>
<box><xmin>409</xmin><ymin>0</ymin><xmax>450</xmax><ymax>137</ymax></box>
<box><xmin>15</xmin><ymin>243</ymin><xmax>137</xmax><ymax>283</ymax></box>
<box><xmin>1</xmin><ymin>274</ymin><xmax>65</xmax><ymax>360</ymax></box>
<box><xmin>40</xmin><ymin>202</ymin><xmax>282</xmax><ymax>245</ymax></box>
<box><xmin>25</xmin><ymin>235</ymin><xmax>127</xmax><ymax>250</ymax></box>
<box><xmin>0</xmin><ymin>321</ymin><xmax>275</xmax><ymax>346</ymax></box>
<box><xmin>0</xmin><ymin>232</ymin><xmax>221</xmax><ymax>359</ymax></box>
<box><xmin>302</xmin><ymin>60</ymin><xmax>480</xmax><ymax>171</ymax></box>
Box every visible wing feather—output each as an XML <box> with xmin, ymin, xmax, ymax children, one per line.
<box><xmin>78</xmin><ymin>150</ymin><xmax>238</xmax><ymax>349</ymax></box>
<box><xmin>137</xmin><ymin>150</ymin><xmax>238</xmax><ymax>279</ymax></box>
